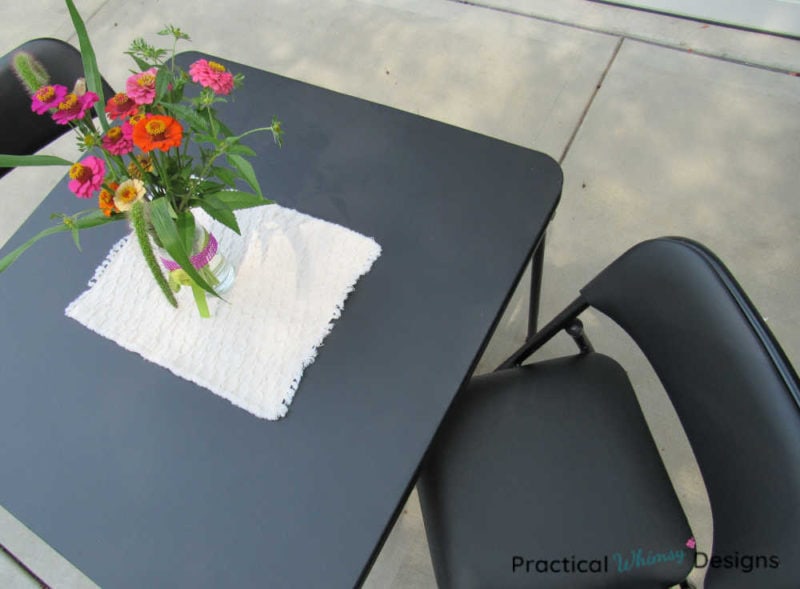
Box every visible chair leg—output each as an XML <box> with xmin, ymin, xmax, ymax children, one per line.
<box><xmin>527</xmin><ymin>233</ymin><xmax>546</xmax><ymax>337</ymax></box>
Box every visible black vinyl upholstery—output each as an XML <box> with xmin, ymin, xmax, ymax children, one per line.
<box><xmin>0</xmin><ymin>38</ymin><xmax>115</xmax><ymax>179</ymax></box>
<box><xmin>418</xmin><ymin>354</ymin><xmax>694</xmax><ymax>588</ymax></box>
<box><xmin>582</xmin><ymin>237</ymin><xmax>800</xmax><ymax>589</ymax></box>
<box><xmin>418</xmin><ymin>237</ymin><xmax>800</xmax><ymax>589</ymax></box>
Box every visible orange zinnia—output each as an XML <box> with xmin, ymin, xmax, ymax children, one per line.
<box><xmin>98</xmin><ymin>182</ymin><xmax>120</xmax><ymax>217</ymax></box>
<box><xmin>132</xmin><ymin>115</ymin><xmax>183</xmax><ymax>152</ymax></box>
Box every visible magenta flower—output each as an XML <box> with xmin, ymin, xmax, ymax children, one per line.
<box><xmin>101</xmin><ymin>125</ymin><xmax>134</xmax><ymax>156</ymax></box>
<box><xmin>126</xmin><ymin>68</ymin><xmax>158</xmax><ymax>105</ymax></box>
<box><xmin>68</xmin><ymin>156</ymin><xmax>105</xmax><ymax>199</ymax></box>
<box><xmin>105</xmin><ymin>92</ymin><xmax>138</xmax><ymax>120</ymax></box>
<box><xmin>189</xmin><ymin>59</ymin><xmax>235</xmax><ymax>95</ymax></box>
<box><xmin>31</xmin><ymin>84</ymin><xmax>68</xmax><ymax>115</ymax></box>
<box><xmin>51</xmin><ymin>91</ymin><xmax>99</xmax><ymax>125</ymax></box>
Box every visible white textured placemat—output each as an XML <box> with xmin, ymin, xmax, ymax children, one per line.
<box><xmin>65</xmin><ymin>204</ymin><xmax>381</xmax><ymax>420</ymax></box>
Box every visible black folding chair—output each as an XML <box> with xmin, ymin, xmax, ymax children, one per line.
<box><xmin>418</xmin><ymin>236</ymin><xmax>800</xmax><ymax>588</ymax></box>
<box><xmin>0</xmin><ymin>38</ymin><xmax>114</xmax><ymax>179</ymax></box>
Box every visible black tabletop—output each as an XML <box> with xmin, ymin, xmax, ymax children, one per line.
<box><xmin>0</xmin><ymin>52</ymin><xmax>561</xmax><ymax>588</ymax></box>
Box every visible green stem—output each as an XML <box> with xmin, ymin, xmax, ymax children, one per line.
<box><xmin>111</xmin><ymin>153</ymin><xmax>128</xmax><ymax>177</ymax></box>
<box><xmin>198</xmin><ymin>148</ymin><xmax>224</xmax><ymax>185</ymax></box>
<box><xmin>232</xmin><ymin>126</ymin><xmax>275</xmax><ymax>141</ymax></box>
<box><xmin>150</xmin><ymin>151</ymin><xmax>173</xmax><ymax>196</ymax></box>
<box><xmin>93</xmin><ymin>147</ymin><xmax>119</xmax><ymax>179</ymax></box>
<box><xmin>178</xmin><ymin>188</ymin><xmax>193</xmax><ymax>213</ymax></box>
<box><xmin>130</xmin><ymin>200</ymin><xmax>178</xmax><ymax>308</ymax></box>
<box><xmin>206</xmin><ymin>106</ymin><xmax>217</xmax><ymax>140</ymax></box>
<box><xmin>170</xmin><ymin>37</ymin><xmax>178</xmax><ymax>77</ymax></box>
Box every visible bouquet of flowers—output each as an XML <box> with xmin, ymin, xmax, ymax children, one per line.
<box><xmin>0</xmin><ymin>0</ymin><xmax>283</xmax><ymax>317</ymax></box>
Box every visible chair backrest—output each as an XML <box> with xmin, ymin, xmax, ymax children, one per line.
<box><xmin>581</xmin><ymin>237</ymin><xmax>800</xmax><ymax>589</ymax></box>
<box><xmin>0</xmin><ymin>38</ymin><xmax>115</xmax><ymax>179</ymax></box>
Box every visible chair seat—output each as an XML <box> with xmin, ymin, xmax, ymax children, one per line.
<box><xmin>418</xmin><ymin>353</ymin><xmax>694</xmax><ymax>589</ymax></box>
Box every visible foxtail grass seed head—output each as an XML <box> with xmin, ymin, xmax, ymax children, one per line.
<box><xmin>12</xmin><ymin>52</ymin><xmax>50</xmax><ymax>95</ymax></box>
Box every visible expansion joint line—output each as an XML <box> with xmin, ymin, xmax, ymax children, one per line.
<box><xmin>559</xmin><ymin>36</ymin><xmax>623</xmax><ymax>164</ymax></box>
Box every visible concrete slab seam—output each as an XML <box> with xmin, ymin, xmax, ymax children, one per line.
<box><xmin>62</xmin><ymin>0</ymin><xmax>115</xmax><ymax>46</ymax></box>
<box><xmin>559</xmin><ymin>37</ymin><xmax>624</xmax><ymax>164</ymax></box>
<box><xmin>445</xmin><ymin>0</ymin><xmax>800</xmax><ymax>75</ymax></box>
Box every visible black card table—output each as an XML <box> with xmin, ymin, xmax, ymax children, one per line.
<box><xmin>0</xmin><ymin>52</ymin><xmax>561</xmax><ymax>588</ymax></box>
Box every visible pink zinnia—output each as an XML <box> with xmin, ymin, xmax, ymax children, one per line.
<box><xmin>126</xmin><ymin>68</ymin><xmax>158</xmax><ymax>105</ymax></box>
<box><xmin>68</xmin><ymin>155</ymin><xmax>105</xmax><ymax>199</ymax></box>
<box><xmin>189</xmin><ymin>59</ymin><xmax>235</xmax><ymax>95</ymax></box>
<box><xmin>51</xmin><ymin>91</ymin><xmax>99</xmax><ymax>125</ymax></box>
<box><xmin>105</xmin><ymin>92</ymin><xmax>138</xmax><ymax>120</ymax></box>
<box><xmin>31</xmin><ymin>84</ymin><xmax>68</xmax><ymax>115</ymax></box>
<box><xmin>101</xmin><ymin>125</ymin><xmax>134</xmax><ymax>156</ymax></box>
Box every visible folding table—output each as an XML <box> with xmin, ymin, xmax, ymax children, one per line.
<box><xmin>0</xmin><ymin>52</ymin><xmax>562</xmax><ymax>588</ymax></box>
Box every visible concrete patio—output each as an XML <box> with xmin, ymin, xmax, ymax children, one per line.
<box><xmin>1</xmin><ymin>0</ymin><xmax>798</xmax><ymax>587</ymax></box>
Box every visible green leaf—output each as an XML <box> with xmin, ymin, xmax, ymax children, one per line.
<box><xmin>196</xmin><ymin>179</ymin><xmax>225</xmax><ymax>193</ymax></box>
<box><xmin>158</xmin><ymin>25</ymin><xmax>190</xmax><ymax>41</ymax></box>
<box><xmin>126</xmin><ymin>54</ymin><xmax>151</xmax><ymax>72</ymax></box>
<box><xmin>149</xmin><ymin>199</ymin><xmax>219</xmax><ymax>297</ymax></box>
<box><xmin>216</xmin><ymin>119</ymin><xmax>234</xmax><ymax>137</ymax></box>
<box><xmin>155</xmin><ymin>66</ymin><xmax>171</xmax><ymax>101</ymax></box>
<box><xmin>197</xmin><ymin>195</ymin><xmax>240</xmax><ymax>235</ymax></box>
<box><xmin>64</xmin><ymin>0</ymin><xmax>109</xmax><ymax>132</ymax></box>
<box><xmin>73</xmin><ymin>209</ymin><xmax>126</xmax><ymax>230</ymax></box>
<box><xmin>0</xmin><ymin>226</ymin><xmax>64</xmax><ymax>273</ymax></box>
<box><xmin>0</xmin><ymin>154</ymin><xmax>73</xmax><ymax>168</ymax></box>
<box><xmin>194</xmin><ymin>134</ymin><xmax>216</xmax><ymax>144</ymax></box>
<box><xmin>71</xmin><ymin>227</ymin><xmax>81</xmax><ymax>251</ymax></box>
<box><xmin>226</xmin><ymin>144</ymin><xmax>256</xmax><ymax>157</ymax></box>
<box><xmin>211</xmin><ymin>190</ymin><xmax>273</xmax><ymax>211</ymax></box>
<box><xmin>168</xmin><ymin>103</ymin><xmax>209</xmax><ymax>131</ymax></box>
<box><xmin>209</xmin><ymin>165</ymin><xmax>237</xmax><ymax>187</ymax></box>
<box><xmin>175</xmin><ymin>211</ymin><xmax>196</xmax><ymax>254</ymax></box>
<box><xmin>0</xmin><ymin>209</ymin><xmax>123</xmax><ymax>273</ymax></box>
<box><xmin>166</xmin><ymin>82</ymin><xmax>185</xmax><ymax>104</ymax></box>
<box><xmin>227</xmin><ymin>154</ymin><xmax>262</xmax><ymax>197</ymax></box>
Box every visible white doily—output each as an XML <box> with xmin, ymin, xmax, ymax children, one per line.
<box><xmin>65</xmin><ymin>204</ymin><xmax>382</xmax><ymax>420</ymax></box>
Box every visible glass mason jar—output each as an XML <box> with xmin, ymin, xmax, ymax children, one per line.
<box><xmin>157</xmin><ymin>224</ymin><xmax>236</xmax><ymax>295</ymax></box>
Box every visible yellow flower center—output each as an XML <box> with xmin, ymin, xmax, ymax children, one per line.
<box><xmin>58</xmin><ymin>94</ymin><xmax>78</xmax><ymax>111</ymax></box>
<box><xmin>208</xmin><ymin>61</ymin><xmax>226</xmax><ymax>73</ymax></box>
<box><xmin>107</xmin><ymin>127</ymin><xmax>122</xmax><ymax>141</ymax></box>
<box><xmin>129</xmin><ymin>113</ymin><xmax>146</xmax><ymax>126</ymax></box>
<box><xmin>116</xmin><ymin>186</ymin><xmax>138</xmax><ymax>204</ymax></box>
<box><xmin>145</xmin><ymin>119</ymin><xmax>167</xmax><ymax>138</ymax></box>
<box><xmin>69</xmin><ymin>163</ymin><xmax>89</xmax><ymax>181</ymax></box>
<box><xmin>137</xmin><ymin>73</ymin><xmax>156</xmax><ymax>87</ymax></box>
<box><xmin>113</xmin><ymin>93</ymin><xmax>130</xmax><ymax>105</ymax></box>
<box><xmin>36</xmin><ymin>86</ymin><xmax>55</xmax><ymax>101</ymax></box>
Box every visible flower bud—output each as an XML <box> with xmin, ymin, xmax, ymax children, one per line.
<box><xmin>73</xmin><ymin>77</ymin><xmax>87</xmax><ymax>96</ymax></box>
